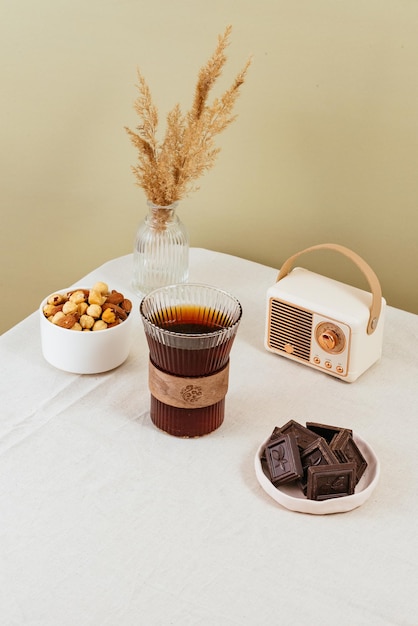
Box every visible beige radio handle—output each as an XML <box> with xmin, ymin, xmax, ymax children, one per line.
<box><xmin>276</xmin><ymin>243</ymin><xmax>383</xmax><ymax>335</ymax></box>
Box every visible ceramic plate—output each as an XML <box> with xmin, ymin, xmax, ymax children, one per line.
<box><xmin>254</xmin><ymin>432</ymin><xmax>380</xmax><ymax>515</ymax></box>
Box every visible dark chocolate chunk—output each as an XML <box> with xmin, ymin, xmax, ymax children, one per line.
<box><xmin>306</xmin><ymin>462</ymin><xmax>356</xmax><ymax>500</ymax></box>
<box><xmin>279</xmin><ymin>419</ymin><xmax>319</xmax><ymax>451</ymax></box>
<box><xmin>306</xmin><ymin>421</ymin><xmax>352</xmax><ymax>444</ymax></box>
<box><xmin>264</xmin><ymin>433</ymin><xmax>303</xmax><ymax>485</ymax></box>
<box><xmin>299</xmin><ymin>437</ymin><xmax>340</xmax><ymax>493</ymax></box>
<box><xmin>300</xmin><ymin>437</ymin><xmax>339</xmax><ymax>469</ymax></box>
<box><xmin>330</xmin><ymin>430</ymin><xmax>367</xmax><ymax>484</ymax></box>
<box><xmin>260</xmin><ymin>426</ymin><xmax>284</xmax><ymax>461</ymax></box>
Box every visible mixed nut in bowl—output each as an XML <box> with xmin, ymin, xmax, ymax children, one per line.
<box><xmin>39</xmin><ymin>282</ymin><xmax>134</xmax><ymax>374</ymax></box>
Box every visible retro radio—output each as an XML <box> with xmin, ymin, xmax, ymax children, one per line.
<box><xmin>265</xmin><ymin>243</ymin><xmax>386</xmax><ymax>382</ymax></box>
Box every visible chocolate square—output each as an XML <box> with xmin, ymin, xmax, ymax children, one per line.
<box><xmin>306</xmin><ymin>421</ymin><xmax>352</xmax><ymax>444</ymax></box>
<box><xmin>264</xmin><ymin>433</ymin><xmax>303</xmax><ymax>485</ymax></box>
<box><xmin>279</xmin><ymin>419</ymin><xmax>319</xmax><ymax>451</ymax></box>
<box><xmin>260</xmin><ymin>426</ymin><xmax>284</xmax><ymax>461</ymax></box>
<box><xmin>266</xmin><ymin>426</ymin><xmax>284</xmax><ymax>445</ymax></box>
<box><xmin>306</xmin><ymin>462</ymin><xmax>356</xmax><ymax>500</ymax></box>
<box><xmin>299</xmin><ymin>437</ymin><xmax>340</xmax><ymax>493</ymax></box>
<box><xmin>300</xmin><ymin>437</ymin><xmax>339</xmax><ymax>469</ymax></box>
<box><xmin>330</xmin><ymin>430</ymin><xmax>368</xmax><ymax>484</ymax></box>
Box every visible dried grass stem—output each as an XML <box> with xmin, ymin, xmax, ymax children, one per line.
<box><xmin>125</xmin><ymin>26</ymin><xmax>251</xmax><ymax>207</ymax></box>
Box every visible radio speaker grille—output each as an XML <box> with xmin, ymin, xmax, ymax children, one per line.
<box><xmin>268</xmin><ymin>299</ymin><xmax>313</xmax><ymax>361</ymax></box>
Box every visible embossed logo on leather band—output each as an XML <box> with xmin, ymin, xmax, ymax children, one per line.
<box><xmin>148</xmin><ymin>360</ymin><xmax>229</xmax><ymax>409</ymax></box>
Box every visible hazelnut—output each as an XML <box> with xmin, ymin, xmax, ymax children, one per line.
<box><xmin>88</xmin><ymin>289</ymin><xmax>107</xmax><ymax>306</ymax></box>
<box><xmin>62</xmin><ymin>300</ymin><xmax>78</xmax><ymax>315</ymax></box>
<box><xmin>47</xmin><ymin>293</ymin><xmax>66</xmax><ymax>306</ymax></box>
<box><xmin>78</xmin><ymin>302</ymin><xmax>88</xmax><ymax>315</ymax></box>
<box><xmin>43</xmin><ymin>303</ymin><xmax>59</xmax><ymax>317</ymax></box>
<box><xmin>86</xmin><ymin>304</ymin><xmax>102</xmax><ymax>319</ymax></box>
<box><xmin>92</xmin><ymin>281</ymin><xmax>109</xmax><ymax>295</ymax></box>
<box><xmin>69</xmin><ymin>290</ymin><xmax>86</xmax><ymax>304</ymax></box>
<box><xmin>79</xmin><ymin>314</ymin><xmax>95</xmax><ymax>329</ymax></box>
<box><xmin>92</xmin><ymin>320</ymin><xmax>108</xmax><ymax>331</ymax></box>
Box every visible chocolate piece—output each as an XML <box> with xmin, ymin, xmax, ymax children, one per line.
<box><xmin>265</xmin><ymin>426</ymin><xmax>284</xmax><ymax>447</ymax></box>
<box><xmin>279</xmin><ymin>419</ymin><xmax>318</xmax><ymax>451</ymax></box>
<box><xmin>300</xmin><ymin>437</ymin><xmax>339</xmax><ymax>470</ymax></box>
<box><xmin>260</xmin><ymin>426</ymin><xmax>284</xmax><ymax>461</ymax></box>
<box><xmin>306</xmin><ymin>421</ymin><xmax>352</xmax><ymax>444</ymax></box>
<box><xmin>330</xmin><ymin>430</ymin><xmax>367</xmax><ymax>484</ymax></box>
<box><xmin>299</xmin><ymin>437</ymin><xmax>340</xmax><ymax>493</ymax></box>
<box><xmin>264</xmin><ymin>433</ymin><xmax>303</xmax><ymax>485</ymax></box>
<box><xmin>306</xmin><ymin>462</ymin><xmax>356</xmax><ymax>500</ymax></box>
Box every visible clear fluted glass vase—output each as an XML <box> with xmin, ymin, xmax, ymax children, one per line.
<box><xmin>132</xmin><ymin>201</ymin><xmax>189</xmax><ymax>295</ymax></box>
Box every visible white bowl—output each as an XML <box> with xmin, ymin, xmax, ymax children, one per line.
<box><xmin>39</xmin><ymin>287</ymin><xmax>134</xmax><ymax>374</ymax></box>
<box><xmin>254</xmin><ymin>431</ymin><xmax>380</xmax><ymax>515</ymax></box>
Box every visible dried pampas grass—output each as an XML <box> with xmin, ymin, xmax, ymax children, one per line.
<box><xmin>125</xmin><ymin>26</ymin><xmax>251</xmax><ymax>207</ymax></box>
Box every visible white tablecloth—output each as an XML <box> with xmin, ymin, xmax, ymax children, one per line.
<box><xmin>1</xmin><ymin>248</ymin><xmax>417</xmax><ymax>626</ymax></box>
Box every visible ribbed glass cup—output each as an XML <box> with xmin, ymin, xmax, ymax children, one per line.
<box><xmin>140</xmin><ymin>283</ymin><xmax>242</xmax><ymax>437</ymax></box>
<box><xmin>132</xmin><ymin>201</ymin><xmax>189</xmax><ymax>295</ymax></box>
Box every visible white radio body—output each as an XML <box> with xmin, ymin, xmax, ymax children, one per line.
<box><xmin>265</xmin><ymin>244</ymin><xmax>386</xmax><ymax>382</ymax></box>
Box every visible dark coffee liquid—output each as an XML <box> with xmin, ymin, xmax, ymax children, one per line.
<box><xmin>150</xmin><ymin>305</ymin><xmax>231</xmax><ymax>335</ymax></box>
<box><xmin>158</xmin><ymin>320</ymin><xmax>221</xmax><ymax>334</ymax></box>
<box><xmin>150</xmin><ymin>396</ymin><xmax>225</xmax><ymax>438</ymax></box>
<box><xmin>147</xmin><ymin>305</ymin><xmax>233</xmax><ymax>377</ymax></box>
<box><xmin>145</xmin><ymin>304</ymin><xmax>238</xmax><ymax>436</ymax></box>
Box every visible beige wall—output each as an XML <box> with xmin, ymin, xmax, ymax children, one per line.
<box><xmin>2</xmin><ymin>0</ymin><xmax>418</xmax><ymax>334</ymax></box>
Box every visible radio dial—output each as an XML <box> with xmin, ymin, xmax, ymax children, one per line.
<box><xmin>319</xmin><ymin>330</ymin><xmax>338</xmax><ymax>351</ymax></box>
<box><xmin>315</xmin><ymin>323</ymin><xmax>345</xmax><ymax>354</ymax></box>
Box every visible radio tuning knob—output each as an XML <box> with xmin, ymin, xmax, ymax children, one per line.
<box><xmin>315</xmin><ymin>323</ymin><xmax>345</xmax><ymax>354</ymax></box>
<box><xmin>318</xmin><ymin>329</ymin><xmax>338</xmax><ymax>351</ymax></box>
